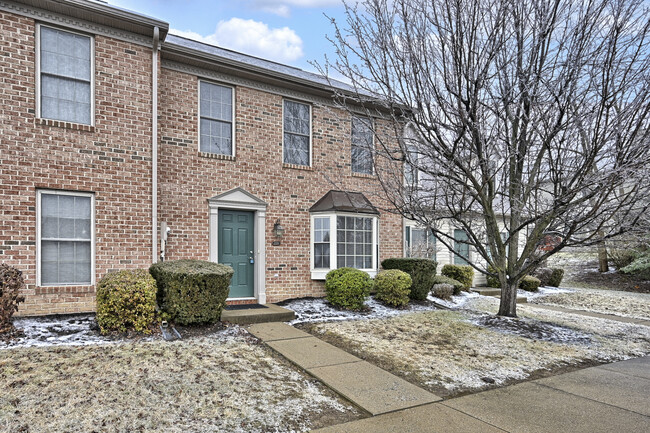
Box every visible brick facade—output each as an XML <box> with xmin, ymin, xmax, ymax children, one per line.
<box><xmin>0</xmin><ymin>11</ymin><xmax>154</xmax><ymax>316</ymax></box>
<box><xmin>158</xmin><ymin>70</ymin><xmax>403</xmax><ymax>303</ymax></box>
<box><xmin>1</xmin><ymin>3</ymin><xmax>403</xmax><ymax>316</ymax></box>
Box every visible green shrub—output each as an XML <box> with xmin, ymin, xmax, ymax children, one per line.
<box><xmin>149</xmin><ymin>260</ymin><xmax>233</xmax><ymax>325</ymax></box>
<box><xmin>486</xmin><ymin>265</ymin><xmax>501</xmax><ymax>288</ymax></box>
<box><xmin>441</xmin><ymin>264</ymin><xmax>474</xmax><ymax>290</ymax></box>
<box><xmin>0</xmin><ymin>264</ymin><xmax>26</xmax><ymax>333</ymax></box>
<box><xmin>325</xmin><ymin>267</ymin><xmax>372</xmax><ymax>310</ymax></box>
<box><xmin>431</xmin><ymin>283</ymin><xmax>454</xmax><ymax>300</ymax></box>
<box><xmin>548</xmin><ymin>268</ymin><xmax>565</xmax><ymax>287</ymax></box>
<box><xmin>431</xmin><ymin>275</ymin><xmax>464</xmax><ymax>295</ymax></box>
<box><xmin>621</xmin><ymin>251</ymin><xmax>650</xmax><ymax>279</ymax></box>
<box><xmin>374</xmin><ymin>270</ymin><xmax>412</xmax><ymax>307</ymax></box>
<box><xmin>381</xmin><ymin>258</ymin><xmax>437</xmax><ymax>300</ymax></box>
<box><xmin>96</xmin><ymin>269</ymin><xmax>157</xmax><ymax>335</ymax></box>
<box><xmin>532</xmin><ymin>267</ymin><xmax>553</xmax><ymax>286</ymax></box>
<box><xmin>519</xmin><ymin>275</ymin><xmax>541</xmax><ymax>292</ymax></box>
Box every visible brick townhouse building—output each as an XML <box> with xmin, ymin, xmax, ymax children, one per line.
<box><xmin>1</xmin><ymin>0</ymin><xmax>412</xmax><ymax>316</ymax></box>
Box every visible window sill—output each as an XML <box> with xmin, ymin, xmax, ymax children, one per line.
<box><xmin>198</xmin><ymin>152</ymin><xmax>235</xmax><ymax>161</ymax></box>
<box><xmin>311</xmin><ymin>269</ymin><xmax>377</xmax><ymax>280</ymax></box>
<box><xmin>36</xmin><ymin>118</ymin><xmax>95</xmax><ymax>132</ymax></box>
<box><xmin>283</xmin><ymin>163</ymin><xmax>313</xmax><ymax>171</ymax></box>
<box><xmin>352</xmin><ymin>172</ymin><xmax>376</xmax><ymax>179</ymax></box>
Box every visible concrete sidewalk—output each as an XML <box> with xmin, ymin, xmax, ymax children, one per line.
<box><xmin>312</xmin><ymin>356</ymin><xmax>650</xmax><ymax>432</ymax></box>
<box><xmin>247</xmin><ymin>322</ymin><xmax>441</xmax><ymax>416</ymax></box>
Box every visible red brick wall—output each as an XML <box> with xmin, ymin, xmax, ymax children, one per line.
<box><xmin>158</xmin><ymin>68</ymin><xmax>403</xmax><ymax>302</ymax></box>
<box><xmin>0</xmin><ymin>12</ymin><xmax>154</xmax><ymax>316</ymax></box>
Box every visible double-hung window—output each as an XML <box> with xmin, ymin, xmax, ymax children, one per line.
<box><xmin>38</xmin><ymin>25</ymin><xmax>93</xmax><ymax>125</ymax></box>
<box><xmin>311</xmin><ymin>214</ymin><xmax>378</xmax><ymax>279</ymax></box>
<box><xmin>200</xmin><ymin>81</ymin><xmax>234</xmax><ymax>155</ymax></box>
<box><xmin>405</xmin><ymin>226</ymin><xmax>436</xmax><ymax>260</ymax></box>
<box><xmin>283</xmin><ymin>100</ymin><xmax>311</xmax><ymax>166</ymax></box>
<box><xmin>38</xmin><ymin>191</ymin><xmax>94</xmax><ymax>286</ymax></box>
<box><xmin>404</xmin><ymin>144</ymin><xmax>420</xmax><ymax>186</ymax></box>
<box><xmin>351</xmin><ymin>116</ymin><xmax>373</xmax><ymax>174</ymax></box>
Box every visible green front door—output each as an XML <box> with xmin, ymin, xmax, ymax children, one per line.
<box><xmin>218</xmin><ymin>210</ymin><xmax>255</xmax><ymax>298</ymax></box>
<box><xmin>454</xmin><ymin>229</ymin><xmax>470</xmax><ymax>265</ymax></box>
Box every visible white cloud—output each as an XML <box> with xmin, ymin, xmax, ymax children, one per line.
<box><xmin>170</xmin><ymin>18</ymin><xmax>304</xmax><ymax>63</ymax></box>
<box><xmin>249</xmin><ymin>0</ymin><xmax>344</xmax><ymax>17</ymax></box>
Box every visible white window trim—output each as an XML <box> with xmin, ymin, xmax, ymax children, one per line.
<box><xmin>282</xmin><ymin>98</ymin><xmax>312</xmax><ymax>167</ymax></box>
<box><xmin>351</xmin><ymin>116</ymin><xmax>375</xmax><ymax>175</ymax></box>
<box><xmin>36</xmin><ymin>189</ymin><xmax>96</xmax><ymax>287</ymax></box>
<box><xmin>403</xmin><ymin>221</ymin><xmax>437</xmax><ymax>261</ymax></box>
<box><xmin>35</xmin><ymin>23</ymin><xmax>95</xmax><ymax>126</ymax></box>
<box><xmin>310</xmin><ymin>212</ymin><xmax>378</xmax><ymax>280</ymax></box>
<box><xmin>198</xmin><ymin>79</ymin><xmax>236</xmax><ymax>157</ymax></box>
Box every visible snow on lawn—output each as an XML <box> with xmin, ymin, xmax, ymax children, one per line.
<box><xmin>283</xmin><ymin>296</ymin><xmax>440</xmax><ymax>324</ymax></box>
<box><xmin>2</xmin><ymin>314</ymin><xmax>116</xmax><ymax>349</ymax></box>
<box><xmin>0</xmin><ymin>327</ymin><xmax>360</xmax><ymax>433</ymax></box>
<box><xmin>528</xmin><ymin>287</ymin><xmax>650</xmax><ymax>320</ymax></box>
<box><xmin>306</xmin><ymin>306</ymin><xmax>650</xmax><ymax>397</ymax></box>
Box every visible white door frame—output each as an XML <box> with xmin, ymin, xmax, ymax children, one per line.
<box><xmin>208</xmin><ymin>187</ymin><xmax>267</xmax><ymax>304</ymax></box>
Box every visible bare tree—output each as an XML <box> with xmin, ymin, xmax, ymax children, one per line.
<box><xmin>323</xmin><ymin>0</ymin><xmax>650</xmax><ymax>316</ymax></box>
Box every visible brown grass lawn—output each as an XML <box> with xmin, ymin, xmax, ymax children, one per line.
<box><xmin>304</xmin><ymin>306</ymin><xmax>650</xmax><ymax>398</ymax></box>
<box><xmin>0</xmin><ymin>330</ymin><xmax>360</xmax><ymax>433</ymax></box>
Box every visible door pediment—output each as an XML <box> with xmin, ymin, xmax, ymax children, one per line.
<box><xmin>208</xmin><ymin>187</ymin><xmax>267</xmax><ymax>210</ymax></box>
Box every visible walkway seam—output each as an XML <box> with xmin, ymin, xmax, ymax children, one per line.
<box><xmin>438</xmin><ymin>402</ymin><xmax>512</xmax><ymax>433</ymax></box>
<box><xmin>533</xmin><ymin>382</ymin><xmax>650</xmax><ymax>418</ymax></box>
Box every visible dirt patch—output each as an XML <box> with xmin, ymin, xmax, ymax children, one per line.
<box><xmin>0</xmin><ymin>327</ymin><xmax>362</xmax><ymax>432</ymax></box>
<box><xmin>472</xmin><ymin>315</ymin><xmax>594</xmax><ymax>345</ymax></box>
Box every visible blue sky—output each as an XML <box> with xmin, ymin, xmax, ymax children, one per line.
<box><xmin>107</xmin><ymin>0</ymin><xmax>350</xmax><ymax>73</ymax></box>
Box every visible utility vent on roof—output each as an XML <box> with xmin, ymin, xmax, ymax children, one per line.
<box><xmin>309</xmin><ymin>190</ymin><xmax>379</xmax><ymax>215</ymax></box>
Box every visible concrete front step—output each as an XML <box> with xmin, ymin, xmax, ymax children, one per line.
<box><xmin>471</xmin><ymin>287</ymin><xmax>528</xmax><ymax>303</ymax></box>
<box><xmin>220</xmin><ymin>304</ymin><xmax>295</xmax><ymax>324</ymax></box>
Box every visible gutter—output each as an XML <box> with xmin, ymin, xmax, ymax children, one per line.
<box><xmin>152</xmin><ymin>26</ymin><xmax>159</xmax><ymax>263</ymax></box>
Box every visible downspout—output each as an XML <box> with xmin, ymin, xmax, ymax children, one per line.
<box><xmin>152</xmin><ymin>27</ymin><xmax>159</xmax><ymax>263</ymax></box>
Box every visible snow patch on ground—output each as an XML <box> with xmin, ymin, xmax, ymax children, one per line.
<box><xmin>1</xmin><ymin>314</ymin><xmax>119</xmax><ymax>349</ymax></box>
<box><xmin>283</xmin><ymin>296</ymin><xmax>440</xmax><ymax>324</ymax></box>
<box><xmin>427</xmin><ymin>291</ymin><xmax>480</xmax><ymax>309</ymax></box>
<box><xmin>530</xmin><ymin>287</ymin><xmax>650</xmax><ymax>320</ymax></box>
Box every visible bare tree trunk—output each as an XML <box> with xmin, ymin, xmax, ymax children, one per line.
<box><xmin>598</xmin><ymin>231</ymin><xmax>609</xmax><ymax>273</ymax></box>
<box><xmin>498</xmin><ymin>280</ymin><xmax>518</xmax><ymax>317</ymax></box>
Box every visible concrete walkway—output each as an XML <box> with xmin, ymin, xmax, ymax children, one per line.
<box><xmin>247</xmin><ymin>322</ymin><xmax>441</xmax><ymax>416</ymax></box>
<box><xmin>525</xmin><ymin>303</ymin><xmax>650</xmax><ymax>326</ymax></box>
<box><xmin>312</xmin><ymin>356</ymin><xmax>650</xmax><ymax>432</ymax></box>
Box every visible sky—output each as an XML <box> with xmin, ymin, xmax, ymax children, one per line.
<box><xmin>106</xmin><ymin>0</ymin><xmax>352</xmax><ymax>74</ymax></box>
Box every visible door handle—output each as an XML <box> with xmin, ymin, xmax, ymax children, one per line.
<box><xmin>249</xmin><ymin>251</ymin><xmax>254</xmax><ymax>264</ymax></box>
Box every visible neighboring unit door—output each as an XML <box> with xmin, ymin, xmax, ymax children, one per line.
<box><xmin>218</xmin><ymin>210</ymin><xmax>255</xmax><ymax>298</ymax></box>
<box><xmin>454</xmin><ymin>229</ymin><xmax>470</xmax><ymax>265</ymax></box>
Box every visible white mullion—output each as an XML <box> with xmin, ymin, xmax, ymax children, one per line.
<box><xmin>330</xmin><ymin>214</ymin><xmax>337</xmax><ymax>270</ymax></box>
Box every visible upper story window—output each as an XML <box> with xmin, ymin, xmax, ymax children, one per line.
<box><xmin>351</xmin><ymin>116</ymin><xmax>373</xmax><ymax>174</ymax></box>
<box><xmin>283</xmin><ymin>99</ymin><xmax>311</xmax><ymax>166</ymax></box>
<box><xmin>200</xmin><ymin>81</ymin><xmax>234</xmax><ymax>156</ymax></box>
<box><xmin>404</xmin><ymin>145</ymin><xmax>420</xmax><ymax>186</ymax></box>
<box><xmin>38</xmin><ymin>25</ymin><xmax>93</xmax><ymax>125</ymax></box>
<box><xmin>38</xmin><ymin>190</ymin><xmax>95</xmax><ymax>286</ymax></box>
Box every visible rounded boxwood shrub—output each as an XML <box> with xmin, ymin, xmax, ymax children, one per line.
<box><xmin>96</xmin><ymin>269</ymin><xmax>157</xmax><ymax>335</ymax></box>
<box><xmin>149</xmin><ymin>260</ymin><xmax>234</xmax><ymax>325</ymax></box>
<box><xmin>519</xmin><ymin>275</ymin><xmax>541</xmax><ymax>292</ymax></box>
<box><xmin>374</xmin><ymin>269</ymin><xmax>412</xmax><ymax>307</ymax></box>
<box><xmin>381</xmin><ymin>258</ymin><xmax>437</xmax><ymax>300</ymax></box>
<box><xmin>441</xmin><ymin>264</ymin><xmax>474</xmax><ymax>290</ymax></box>
<box><xmin>325</xmin><ymin>267</ymin><xmax>372</xmax><ymax>310</ymax></box>
<box><xmin>431</xmin><ymin>275</ymin><xmax>464</xmax><ymax>295</ymax></box>
<box><xmin>532</xmin><ymin>267</ymin><xmax>553</xmax><ymax>287</ymax></box>
<box><xmin>548</xmin><ymin>268</ymin><xmax>565</xmax><ymax>287</ymax></box>
<box><xmin>0</xmin><ymin>263</ymin><xmax>26</xmax><ymax>334</ymax></box>
<box><xmin>431</xmin><ymin>283</ymin><xmax>454</xmax><ymax>300</ymax></box>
